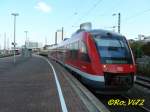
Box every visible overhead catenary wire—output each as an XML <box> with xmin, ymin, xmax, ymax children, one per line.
<box><xmin>73</xmin><ymin>0</ymin><xmax>103</xmax><ymax>26</ymax></box>
<box><xmin>71</xmin><ymin>0</ymin><xmax>123</xmax><ymax>29</ymax></box>
<box><xmin>123</xmin><ymin>8</ymin><xmax>150</xmax><ymax>23</ymax></box>
<box><xmin>66</xmin><ymin>1</ymin><xmax>150</xmax><ymax>38</ymax></box>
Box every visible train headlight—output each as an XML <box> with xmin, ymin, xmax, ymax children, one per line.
<box><xmin>103</xmin><ymin>65</ymin><xmax>106</xmax><ymax>68</ymax></box>
<box><xmin>130</xmin><ymin>65</ymin><xmax>133</xmax><ymax>68</ymax></box>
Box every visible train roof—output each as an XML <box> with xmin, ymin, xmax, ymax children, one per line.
<box><xmin>89</xmin><ymin>29</ymin><xmax>123</xmax><ymax>36</ymax></box>
<box><xmin>73</xmin><ymin>29</ymin><xmax>124</xmax><ymax>37</ymax></box>
<box><xmin>49</xmin><ymin>29</ymin><xmax>125</xmax><ymax>49</ymax></box>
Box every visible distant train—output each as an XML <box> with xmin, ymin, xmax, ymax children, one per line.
<box><xmin>49</xmin><ymin>28</ymin><xmax>136</xmax><ymax>94</ymax></box>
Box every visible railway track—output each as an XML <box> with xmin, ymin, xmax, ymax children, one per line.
<box><xmin>123</xmin><ymin>96</ymin><xmax>150</xmax><ymax>112</ymax></box>
<box><xmin>53</xmin><ymin>60</ymin><xmax>150</xmax><ymax>112</ymax></box>
<box><xmin>96</xmin><ymin>94</ymin><xmax>150</xmax><ymax>112</ymax></box>
<box><xmin>68</xmin><ymin>71</ymin><xmax>150</xmax><ymax>112</ymax></box>
<box><xmin>135</xmin><ymin>76</ymin><xmax>150</xmax><ymax>89</ymax></box>
<box><xmin>71</xmin><ymin>72</ymin><xmax>150</xmax><ymax>112</ymax></box>
<box><xmin>95</xmin><ymin>76</ymin><xmax>150</xmax><ymax>112</ymax></box>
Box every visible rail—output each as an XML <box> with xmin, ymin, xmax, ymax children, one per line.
<box><xmin>135</xmin><ymin>76</ymin><xmax>150</xmax><ymax>89</ymax></box>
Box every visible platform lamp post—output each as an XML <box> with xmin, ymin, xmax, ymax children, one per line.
<box><xmin>11</xmin><ymin>13</ymin><xmax>19</xmax><ymax>64</ymax></box>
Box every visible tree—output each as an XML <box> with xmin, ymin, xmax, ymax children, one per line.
<box><xmin>142</xmin><ymin>42</ymin><xmax>150</xmax><ymax>56</ymax></box>
<box><xmin>129</xmin><ymin>41</ymin><xmax>143</xmax><ymax>59</ymax></box>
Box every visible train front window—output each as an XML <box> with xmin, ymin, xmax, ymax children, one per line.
<box><xmin>93</xmin><ymin>35</ymin><xmax>133</xmax><ymax>64</ymax></box>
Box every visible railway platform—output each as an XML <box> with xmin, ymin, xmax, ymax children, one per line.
<box><xmin>0</xmin><ymin>55</ymin><xmax>109</xmax><ymax>112</ymax></box>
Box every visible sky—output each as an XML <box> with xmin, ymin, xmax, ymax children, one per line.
<box><xmin>0</xmin><ymin>0</ymin><xmax>150</xmax><ymax>49</ymax></box>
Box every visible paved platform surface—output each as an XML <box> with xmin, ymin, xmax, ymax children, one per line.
<box><xmin>0</xmin><ymin>55</ymin><xmax>92</xmax><ymax>112</ymax></box>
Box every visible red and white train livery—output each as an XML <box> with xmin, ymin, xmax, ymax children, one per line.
<box><xmin>49</xmin><ymin>28</ymin><xmax>136</xmax><ymax>93</ymax></box>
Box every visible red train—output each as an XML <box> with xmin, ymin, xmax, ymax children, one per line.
<box><xmin>49</xmin><ymin>28</ymin><xmax>136</xmax><ymax>94</ymax></box>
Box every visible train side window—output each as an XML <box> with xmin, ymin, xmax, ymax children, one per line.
<box><xmin>71</xmin><ymin>42</ymin><xmax>79</xmax><ymax>60</ymax></box>
<box><xmin>66</xmin><ymin>44</ymin><xmax>70</xmax><ymax>60</ymax></box>
<box><xmin>70</xmin><ymin>43</ymin><xmax>75</xmax><ymax>59</ymax></box>
<box><xmin>68</xmin><ymin>44</ymin><xmax>73</xmax><ymax>59</ymax></box>
<box><xmin>68</xmin><ymin>44</ymin><xmax>72</xmax><ymax>59</ymax></box>
<box><xmin>74</xmin><ymin>41</ymin><xmax>79</xmax><ymax>50</ymax></box>
<box><xmin>79</xmin><ymin>41</ymin><xmax>90</xmax><ymax>62</ymax></box>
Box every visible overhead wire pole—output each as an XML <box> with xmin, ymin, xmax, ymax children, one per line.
<box><xmin>55</xmin><ymin>31</ymin><xmax>57</xmax><ymax>45</ymax></box>
<box><xmin>11</xmin><ymin>13</ymin><xmax>19</xmax><ymax>64</ymax></box>
<box><xmin>24</xmin><ymin>31</ymin><xmax>28</xmax><ymax>42</ymax></box>
<box><xmin>0</xmin><ymin>34</ymin><xmax>1</xmax><ymax>50</ymax></box>
<box><xmin>62</xmin><ymin>27</ymin><xmax>64</xmax><ymax>41</ymax></box>
<box><xmin>118</xmin><ymin>13</ymin><xmax>121</xmax><ymax>33</ymax></box>
<box><xmin>113</xmin><ymin>13</ymin><xmax>121</xmax><ymax>33</ymax></box>
<box><xmin>4</xmin><ymin>32</ymin><xmax>6</xmax><ymax>52</ymax></box>
<box><xmin>24</xmin><ymin>31</ymin><xmax>28</xmax><ymax>48</ymax></box>
<box><xmin>7</xmin><ymin>38</ymin><xmax>9</xmax><ymax>52</ymax></box>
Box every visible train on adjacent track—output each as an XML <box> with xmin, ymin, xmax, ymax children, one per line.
<box><xmin>48</xmin><ymin>24</ymin><xmax>136</xmax><ymax>94</ymax></box>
